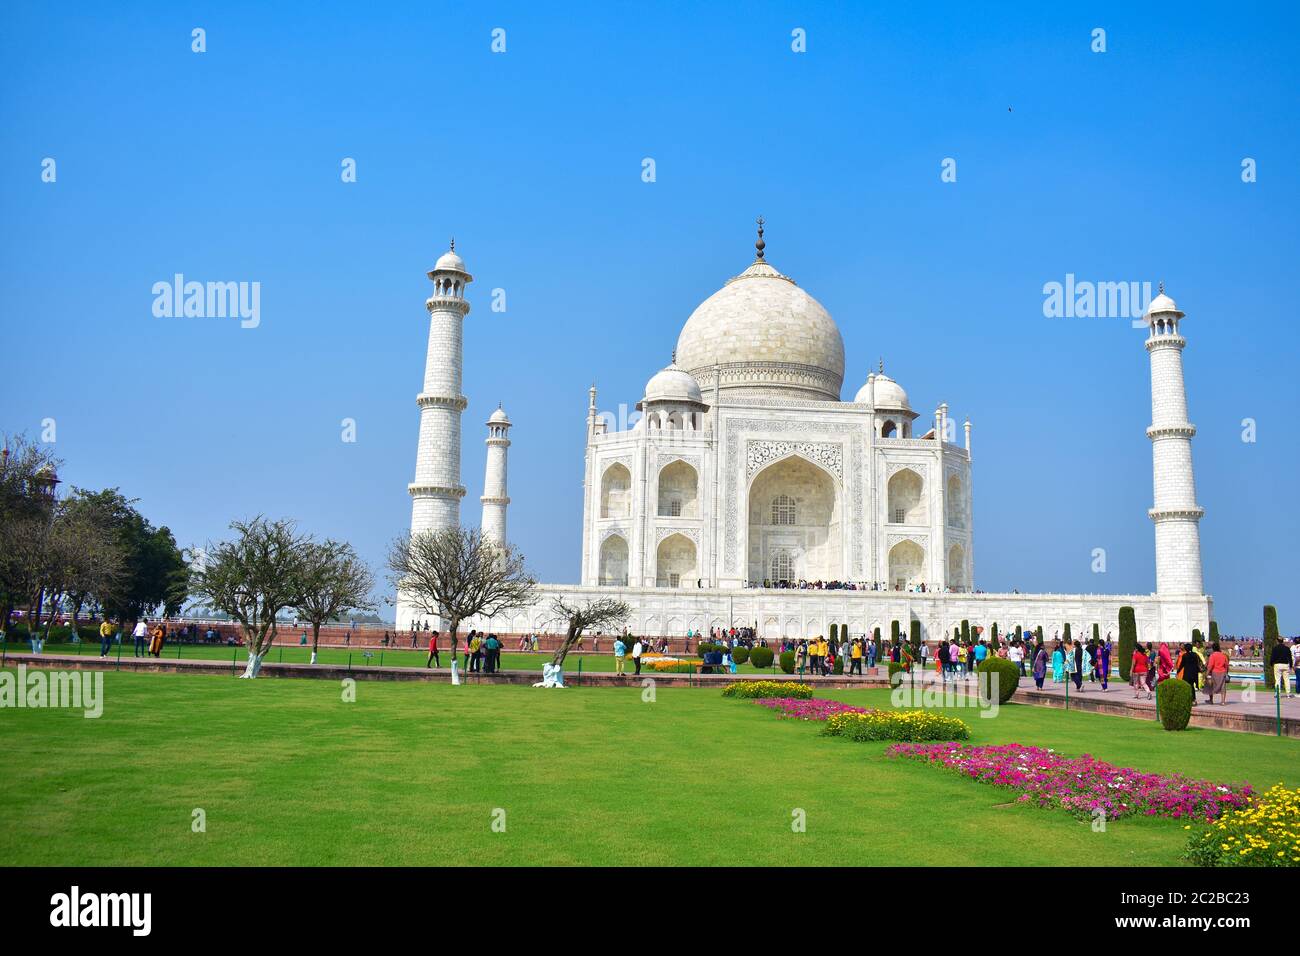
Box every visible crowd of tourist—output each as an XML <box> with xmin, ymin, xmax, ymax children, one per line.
<box><xmin>748</xmin><ymin>579</ymin><xmax>974</xmax><ymax>593</ymax></box>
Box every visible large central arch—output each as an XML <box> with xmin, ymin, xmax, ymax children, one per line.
<box><xmin>746</xmin><ymin>455</ymin><xmax>842</xmax><ymax>584</ymax></box>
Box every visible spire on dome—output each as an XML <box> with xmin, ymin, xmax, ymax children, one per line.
<box><xmin>755</xmin><ymin>216</ymin><xmax>766</xmax><ymax>260</ymax></box>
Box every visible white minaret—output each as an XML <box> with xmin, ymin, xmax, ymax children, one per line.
<box><xmin>1144</xmin><ymin>284</ymin><xmax>1205</xmax><ymax>596</ymax></box>
<box><xmin>397</xmin><ymin>241</ymin><xmax>472</xmax><ymax>630</ymax></box>
<box><xmin>480</xmin><ymin>405</ymin><xmax>511</xmax><ymax>546</ymax></box>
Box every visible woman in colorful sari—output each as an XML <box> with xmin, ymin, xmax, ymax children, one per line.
<box><xmin>1051</xmin><ymin>643</ymin><xmax>1065</xmax><ymax>683</ymax></box>
<box><xmin>1098</xmin><ymin>640</ymin><xmax>1111</xmax><ymax>691</ymax></box>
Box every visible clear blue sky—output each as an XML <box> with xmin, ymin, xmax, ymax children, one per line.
<box><xmin>2</xmin><ymin>2</ymin><xmax>1296</xmax><ymax>634</ymax></box>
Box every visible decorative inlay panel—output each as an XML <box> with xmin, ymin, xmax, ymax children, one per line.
<box><xmin>745</xmin><ymin>440</ymin><xmax>843</xmax><ymax>480</ymax></box>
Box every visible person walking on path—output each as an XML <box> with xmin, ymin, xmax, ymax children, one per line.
<box><xmin>1097</xmin><ymin>639</ymin><xmax>1111</xmax><ymax>691</ymax></box>
<box><xmin>132</xmin><ymin>618</ymin><xmax>148</xmax><ymax>657</ymax></box>
<box><xmin>1269</xmin><ymin>638</ymin><xmax>1294</xmax><ymax>698</ymax></box>
<box><xmin>149</xmin><ymin>621</ymin><xmax>165</xmax><ymax>657</ymax></box>
<box><xmin>850</xmin><ymin>638</ymin><xmax>863</xmax><ymax>676</ymax></box>
<box><xmin>1176</xmin><ymin>643</ymin><xmax>1202</xmax><ymax>706</ymax></box>
<box><xmin>1205</xmin><ymin>642</ymin><xmax>1229</xmax><ymax>705</ymax></box>
<box><xmin>1131</xmin><ymin>646</ymin><xmax>1152</xmax><ymax>699</ymax></box>
<box><xmin>98</xmin><ymin>618</ymin><xmax>114</xmax><ymax>658</ymax></box>
<box><xmin>1156</xmin><ymin>641</ymin><xmax>1174</xmax><ymax>685</ymax></box>
<box><xmin>425</xmin><ymin>631</ymin><xmax>440</xmax><ymax>669</ymax></box>
<box><xmin>613</xmin><ymin>635</ymin><xmax>627</xmax><ymax>676</ymax></box>
<box><xmin>1032</xmin><ymin>643</ymin><xmax>1048</xmax><ymax>689</ymax></box>
<box><xmin>632</xmin><ymin>637</ymin><xmax>644</xmax><ymax>676</ymax></box>
<box><xmin>1071</xmin><ymin>640</ymin><xmax>1084</xmax><ymax>692</ymax></box>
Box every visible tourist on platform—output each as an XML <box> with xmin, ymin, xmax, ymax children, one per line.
<box><xmin>1269</xmin><ymin>638</ymin><xmax>1294</xmax><ymax>697</ymax></box>
<box><xmin>795</xmin><ymin>640</ymin><xmax>808</xmax><ymax>674</ymax></box>
<box><xmin>613</xmin><ymin>635</ymin><xmax>627</xmax><ymax>676</ymax></box>
<box><xmin>948</xmin><ymin>640</ymin><xmax>960</xmax><ymax>678</ymax></box>
<box><xmin>1009</xmin><ymin>640</ymin><xmax>1024</xmax><ymax>677</ymax></box>
<box><xmin>483</xmin><ymin>633</ymin><xmax>501</xmax><ymax>673</ymax></box>
<box><xmin>1032</xmin><ymin>643</ymin><xmax>1048</xmax><ymax>689</ymax></box>
<box><xmin>850</xmin><ymin>638</ymin><xmax>863</xmax><ymax>676</ymax></box>
<box><xmin>426</xmin><ymin>631</ymin><xmax>440</xmax><ymax>668</ymax></box>
<box><xmin>467</xmin><ymin>631</ymin><xmax>481</xmax><ymax>673</ymax></box>
<box><xmin>149</xmin><ymin>621</ymin><xmax>165</xmax><ymax>657</ymax></box>
<box><xmin>809</xmin><ymin>637</ymin><xmax>822</xmax><ymax>676</ymax></box>
<box><xmin>99</xmin><ymin>618</ymin><xmax>114</xmax><ymax>658</ymax></box>
<box><xmin>1071</xmin><ymin>640</ymin><xmax>1084</xmax><ymax>691</ymax></box>
<box><xmin>1050</xmin><ymin>643</ymin><xmax>1065</xmax><ymax>684</ymax></box>
<box><xmin>132</xmin><ymin>618</ymin><xmax>148</xmax><ymax>657</ymax></box>
<box><xmin>1097</xmin><ymin>639</ymin><xmax>1111</xmax><ymax>691</ymax></box>
<box><xmin>1176</xmin><ymin>643</ymin><xmax>1201</xmax><ymax>706</ymax></box>
<box><xmin>1205</xmin><ymin>642</ymin><xmax>1229</xmax><ymax>705</ymax></box>
<box><xmin>1154</xmin><ymin>641</ymin><xmax>1173</xmax><ymax>686</ymax></box>
<box><xmin>866</xmin><ymin>638</ymin><xmax>877</xmax><ymax>669</ymax></box>
<box><xmin>632</xmin><ymin>637</ymin><xmax>644</xmax><ymax>676</ymax></box>
<box><xmin>1131</xmin><ymin>646</ymin><xmax>1152</xmax><ymax>699</ymax></box>
<box><xmin>974</xmin><ymin>640</ymin><xmax>988</xmax><ymax>669</ymax></box>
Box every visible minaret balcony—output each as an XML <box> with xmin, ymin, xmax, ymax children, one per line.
<box><xmin>425</xmin><ymin>295</ymin><xmax>471</xmax><ymax>315</ymax></box>
<box><xmin>1146</xmin><ymin>423</ymin><xmax>1196</xmax><ymax>439</ymax></box>
<box><xmin>408</xmin><ymin>483</ymin><xmax>467</xmax><ymax>499</ymax></box>
<box><xmin>417</xmin><ymin>393</ymin><xmax>469</xmax><ymax>411</ymax></box>
<box><xmin>1148</xmin><ymin>506</ymin><xmax>1205</xmax><ymax>521</ymax></box>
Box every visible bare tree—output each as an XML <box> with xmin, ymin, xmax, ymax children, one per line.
<box><xmin>294</xmin><ymin>540</ymin><xmax>376</xmax><ymax>664</ymax></box>
<box><xmin>190</xmin><ymin>517</ymin><xmax>309</xmax><ymax>678</ymax></box>
<box><xmin>548</xmin><ymin>596</ymin><xmax>631</xmax><ymax>669</ymax></box>
<box><xmin>387</xmin><ymin>527</ymin><xmax>536</xmax><ymax>660</ymax></box>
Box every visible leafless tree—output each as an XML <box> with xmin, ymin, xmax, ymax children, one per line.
<box><xmin>547</xmin><ymin>596</ymin><xmax>631</xmax><ymax>668</ymax></box>
<box><xmin>294</xmin><ymin>540</ymin><xmax>376</xmax><ymax>663</ymax></box>
<box><xmin>190</xmin><ymin>517</ymin><xmax>310</xmax><ymax>678</ymax></box>
<box><xmin>386</xmin><ymin>527</ymin><xmax>536</xmax><ymax>660</ymax></box>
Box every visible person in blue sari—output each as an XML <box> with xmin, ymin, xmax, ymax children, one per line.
<box><xmin>1051</xmin><ymin>643</ymin><xmax>1065</xmax><ymax>683</ymax></box>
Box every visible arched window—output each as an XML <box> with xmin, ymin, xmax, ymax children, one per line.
<box><xmin>771</xmin><ymin>494</ymin><xmax>796</xmax><ymax>525</ymax></box>
<box><xmin>668</xmin><ymin>499</ymin><xmax>682</xmax><ymax>517</ymax></box>
<box><xmin>771</xmin><ymin>550</ymin><xmax>793</xmax><ymax>583</ymax></box>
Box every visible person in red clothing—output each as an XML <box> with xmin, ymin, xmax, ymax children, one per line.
<box><xmin>1130</xmin><ymin>646</ymin><xmax>1152</xmax><ymax>699</ymax></box>
<box><xmin>1205</xmin><ymin>642</ymin><xmax>1230</xmax><ymax>705</ymax></box>
<box><xmin>1156</xmin><ymin>642</ymin><xmax>1174</xmax><ymax>684</ymax></box>
<box><xmin>425</xmin><ymin>631</ymin><xmax>440</xmax><ymax>669</ymax></box>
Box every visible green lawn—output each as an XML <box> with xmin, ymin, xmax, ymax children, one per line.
<box><xmin>0</xmin><ymin>668</ymin><xmax>1294</xmax><ymax>866</ymax></box>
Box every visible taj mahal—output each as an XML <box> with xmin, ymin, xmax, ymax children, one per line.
<box><xmin>395</xmin><ymin>223</ymin><xmax>1212</xmax><ymax>645</ymax></box>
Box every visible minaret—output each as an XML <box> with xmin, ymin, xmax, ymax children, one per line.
<box><xmin>1144</xmin><ymin>284</ymin><xmax>1205</xmax><ymax>595</ymax></box>
<box><xmin>480</xmin><ymin>405</ymin><xmax>511</xmax><ymax>546</ymax></box>
<box><xmin>398</xmin><ymin>241</ymin><xmax>471</xmax><ymax>628</ymax></box>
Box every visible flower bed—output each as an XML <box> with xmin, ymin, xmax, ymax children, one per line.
<box><xmin>823</xmin><ymin>710</ymin><xmax>970</xmax><ymax>742</ymax></box>
<box><xmin>721</xmin><ymin>680</ymin><xmax>813</xmax><ymax>700</ymax></box>
<box><xmin>755</xmin><ymin>698</ymin><xmax>873</xmax><ymax>720</ymax></box>
<box><xmin>1185</xmin><ymin>784</ymin><xmax>1300</xmax><ymax>866</ymax></box>
<box><xmin>644</xmin><ymin>656</ymin><xmax>703</xmax><ymax>673</ymax></box>
<box><xmin>888</xmin><ymin>743</ymin><xmax>1253</xmax><ymax>821</ymax></box>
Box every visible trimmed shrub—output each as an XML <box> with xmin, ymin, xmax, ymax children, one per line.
<box><xmin>890</xmin><ymin>620</ymin><xmax>900</xmax><ymax>645</ymax></box>
<box><xmin>960</xmin><ymin>620</ymin><xmax>970</xmax><ymax>644</ymax></box>
<box><xmin>872</xmin><ymin>627</ymin><xmax>881</xmax><ymax>659</ymax></box>
<box><xmin>695</xmin><ymin>641</ymin><xmax>723</xmax><ymax>657</ymax></box>
<box><xmin>778</xmin><ymin>650</ymin><xmax>796</xmax><ymax>674</ymax></box>
<box><xmin>1209</xmin><ymin>620</ymin><xmax>1220</xmax><ymax>645</ymax></box>
<box><xmin>1092</xmin><ymin>623</ymin><xmax>1100</xmax><ymax>643</ymax></box>
<box><xmin>1263</xmin><ymin>605</ymin><xmax>1280</xmax><ymax>690</ymax></box>
<box><xmin>1192</xmin><ymin>628</ymin><xmax>1203</xmax><ymax>647</ymax></box>
<box><xmin>832</xmin><ymin>655</ymin><xmax>844</xmax><ymax>675</ymax></box>
<box><xmin>975</xmin><ymin>657</ymin><xmax>1021</xmax><ymax>705</ymax></box>
<box><xmin>1014</xmin><ymin>625</ymin><xmax>1023</xmax><ymax>642</ymax></box>
<box><xmin>1157</xmin><ymin>677</ymin><xmax>1194</xmax><ymax>731</ymax></box>
<box><xmin>829</xmin><ymin>623</ymin><xmax>839</xmax><ymax>645</ymax></box>
<box><xmin>731</xmin><ymin>646</ymin><xmax>749</xmax><ymax>665</ymax></box>
<box><xmin>887</xmin><ymin>661</ymin><xmax>907</xmax><ymax>686</ymax></box>
<box><xmin>1118</xmin><ymin>606</ymin><xmax>1137</xmax><ymax>682</ymax></box>
<box><xmin>990</xmin><ymin>622</ymin><xmax>999</xmax><ymax>646</ymax></box>
<box><xmin>749</xmin><ymin>646</ymin><xmax>774</xmax><ymax>669</ymax></box>
<box><xmin>909</xmin><ymin>620</ymin><xmax>921</xmax><ymax>662</ymax></box>
<box><xmin>1063</xmin><ymin>622</ymin><xmax>1071</xmax><ymax>642</ymax></box>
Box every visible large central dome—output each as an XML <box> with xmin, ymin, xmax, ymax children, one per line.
<box><xmin>674</xmin><ymin>246</ymin><xmax>845</xmax><ymax>402</ymax></box>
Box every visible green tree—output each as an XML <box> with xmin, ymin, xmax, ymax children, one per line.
<box><xmin>1117</xmin><ymin>606</ymin><xmax>1137</xmax><ymax>681</ymax></box>
<box><xmin>1262</xmin><ymin>605</ymin><xmax>1280</xmax><ymax>690</ymax></box>
<box><xmin>990</xmin><ymin>622</ymin><xmax>999</xmax><ymax>646</ymax></box>
<box><xmin>294</xmin><ymin>540</ymin><xmax>376</xmax><ymax>663</ymax></box>
<box><xmin>961</xmin><ymin>619</ymin><xmax>970</xmax><ymax>644</ymax></box>
<box><xmin>872</xmin><ymin>626</ymin><xmax>881</xmax><ymax>659</ymax></box>
<box><xmin>1209</xmin><ymin>620</ymin><xmax>1220</xmax><ymax>645</ymax></box>
<box><xmin>890</xmin><ymin>620</ymin><xmax>900</xmax><ymax>646</ymax></box>
<box><xmin>909</xmin><ymin>620</ymin><xmax>922</xmax><ymax>665</ymax></box>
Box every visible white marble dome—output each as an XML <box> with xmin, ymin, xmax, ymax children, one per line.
<box><xmin>640</xmin><ymin>360</ymin><xmax>702</xmax><ymax>406</ymax></box>
<box><xmin>488</xmin><ymin>405</ymin><xmax>510</xmax><ymax>424</ymax></box>
<box><xmin>434</xmin><ymin>248</ymin><xmax>468</xmax><ymax>274</ymax></box>
<box><xmin>855</xmin><ymin>372</ymin><xmax>909</xmax><ymax>408</ymax></box>
<box><xmin>674</xmin><ymin>258</ymin><xmax>845</xmax><ymax>401</ymax></box>
<box><xmin>1144</xmin><ymin>291</ymin><xmax>1183</xmax><ymax>318</ymax></box>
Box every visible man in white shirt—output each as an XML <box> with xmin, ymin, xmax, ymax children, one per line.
<box><xmin>132</xmin><ymin>619</ymin><xmax>148</xmax><ymax>658</ymax></box>
<box><xmin>1009</xmin><ymin>642</ymin><xmax>1025</xmax><ymax>675</ymax></box>
<box><xmin>632</xmin><ymin>639</ymin><xmax>644</xmax><ymax>676</ymax></box>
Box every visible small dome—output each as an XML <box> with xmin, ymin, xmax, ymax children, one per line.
<box><xmin>1144</xmin><ymin>291</ymin><xmax>1184</xmax><ymax>319</ymax></box>
<box><xmin>488</xmin><ymin>405</ymin><xmax>510</xmax><ymax>425</ymax></box>
<box><xmin>434</xmin><ymin>249</ymin><xmax>467</xmax><ymax>273</ymax></box>
<box><xmin>855</xmin><ymin>372</ymin><xmax>909</xmax><ymax>409</ymax></box>
<box><xmin>640</xmin><ymin>361</ymin><xmax>702</xmax><ymax>407</ymax></box>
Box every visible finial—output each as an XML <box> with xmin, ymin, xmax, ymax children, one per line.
<box><xmin>671</xmin><ymin>349</ymin><xmax>677</xmax><ymax>365</ymax></box>
<box><xmin>450</xmin><ymin>237</ymin><xmax>455</xmax><ymax>252</ymax></box>
<box><xmin>755</xmin><ymin>216</ymin><xmax>766</xmax><ymax>260</ymax></box>
<box><xmin>1158</xmin><ymin>280</ymin><xmax>1164</xmax><ymax>295</ymax></box>
<box><xmin>878</xmin><ymin>357</ymin><xmax>884</xmax><ymax>374</ymax></box>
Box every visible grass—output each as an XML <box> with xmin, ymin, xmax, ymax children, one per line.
<box><xmin>0</xmin><ymin>669</ymin><xmax>1295</xmax><ymax>866</ymax></box>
